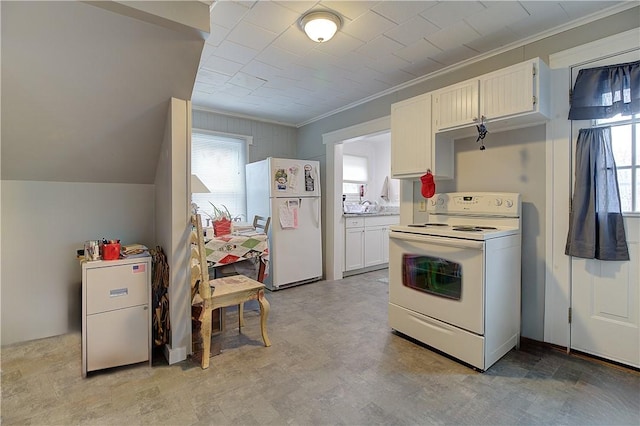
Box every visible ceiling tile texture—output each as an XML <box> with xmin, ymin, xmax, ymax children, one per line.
<box><xmin>192</xmin><ymin>0</ymin><xmax>627</xmax><ymax>126</ymax></box>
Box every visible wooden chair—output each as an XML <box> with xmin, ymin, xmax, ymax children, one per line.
<box><xmin>190</xmin><ymin>214</ymin><xmax>271</xmax><ymax>369</ymax></box>
<box><xmin>252</xmin><ymin>215</ymin><xmax>271</xmax><ymax>234</ymax></box>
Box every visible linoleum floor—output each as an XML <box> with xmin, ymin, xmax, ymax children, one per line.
<box><xmin>2</xmin><ymin>269</ymin><xmax>639</xmax><ymax>425</ymax></box>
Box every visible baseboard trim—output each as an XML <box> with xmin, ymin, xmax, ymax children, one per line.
<box><xmin>163</xmin><ymin>344</ymin><xmax>187</xmax><ymax>365</ymax></box>
<box><xmin>519</xmin><ymin>337</ymin><xmax>639</xmax><ymax>373</ymax></box>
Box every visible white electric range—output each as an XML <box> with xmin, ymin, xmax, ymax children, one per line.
<box><xmin>388</xmin><ymin>192</ymin><xmax>522</xmax><ymax>371</ymax></box>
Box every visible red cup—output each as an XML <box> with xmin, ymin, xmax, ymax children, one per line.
<box><xmin>102</xmin><ymin>243</ymin><xmax>121</xmax><ymax>260</ymax></box>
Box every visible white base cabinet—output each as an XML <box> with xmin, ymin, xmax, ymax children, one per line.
<box><xmin>364</xmin><ymin>226</ymin><xmax>385</xmax><ymax>267</ymax></box>
<box><xmin>82</xmin><ymin>256</ymin><xmax>151</xmax><ymax>377</ymax></box>
<box><xmin>345</xmin><ymin>215</ymin><xmax>399</xmax><ymax>272</ymax></box>
<box><xmin>345</xmin><ymin>220</ymin><xmax>365</xmax><ymax>271</ymax></box>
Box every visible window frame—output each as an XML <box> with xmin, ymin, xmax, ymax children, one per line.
<box><xmin>594</xmin><ymin>113</ymin><xmax>639</xmax><ymax>214</ymax></box>
<box><xmin>191</xmin><ymin>128</ymin><xmax>253</xmax><ymax>222</ymax></box>
<box><xmin>342</xmin><ymin>154</ymin><xmax>369</xmax><ymax>195</ymax></box>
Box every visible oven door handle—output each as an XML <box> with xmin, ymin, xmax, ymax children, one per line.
<box><xmin>389</xmin><ymin>231</ymin><xmax>484</xmax><ymax>250</ymax></box>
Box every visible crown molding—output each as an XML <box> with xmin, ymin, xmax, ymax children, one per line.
<box><xmin>295</xmin><ymin>1</ymin><xmax>638</xmax><ymax>128</ymax></box>
<box><xmin>192</xmin><ymin>2</ymin><xmax>637</xmax><ymax>129</ymax></box>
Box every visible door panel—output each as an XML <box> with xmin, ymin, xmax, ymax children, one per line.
<box><xmin>388</xmin><ymin>233</ymin><xmax>484</xmax><ymax>334</ymax></box>
<box><xmin>570</xmin><ymin>49</ymin><xmax>640</xmax><ymax>367</ymax></box>
<box><xmin>572</xmin><ymin>219</ymin><xmax>639</xmax><ymax>367</ymax></box>
<box><xmin>270</xmin><ymin>197</ymin><xmax>322</xmax><ymax>288</ymax></box>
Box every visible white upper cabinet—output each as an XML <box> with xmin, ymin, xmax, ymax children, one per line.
<box><xmin>433</xmin><ymin>58</ymin><xmax>550</xmax><ymax>137</ymax></box>
<box><xmin>391</xmin><ymin>93</ymin><xmax>431</xmax><ymax>178</ymax></box>
<box><xmin>432</xmin><ymin>79</ymin><xmax>479</xmax><ymax>131</ymax></box>
<box><xmin>391</xmin><ymin>92</ymin><xmax>453</xmax><ymax>180</ymax></box>
<box><xmin>481</xmin><ymin>60</ymin><xmax>535</xmax><ymax>119</ymax></box>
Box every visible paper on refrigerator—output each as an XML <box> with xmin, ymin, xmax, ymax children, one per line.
<box><xmin>279</xmin><ymin>200</ymin><xmax>299</xmax><ymax>229</ymax></box>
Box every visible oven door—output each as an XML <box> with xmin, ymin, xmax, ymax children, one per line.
<box><xmin>389</xmin><ymin>231</ymin><xmax>485</xmax><ymax>335</ymax></box>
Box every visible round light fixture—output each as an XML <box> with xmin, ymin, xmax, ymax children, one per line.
<box><xmin>300</xmin><ymin>11</ymin><xmax>341</xmax><ymax>43</ymax></box>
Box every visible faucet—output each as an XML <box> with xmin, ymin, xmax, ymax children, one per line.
<box><xmin>360</xmin><ymin>200</ymin><xmax>378</xmax><ymax>213</ymax></box>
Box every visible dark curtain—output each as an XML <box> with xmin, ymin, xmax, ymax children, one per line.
<box><xmin>568</xmin><ymin>60</ymin><xmax>639</xmax><ymax>120</ymax></box>
<box><xmin>565</xmin><ymin>127</ymin><xmax>629</xmax><ymax>261</ymax></box>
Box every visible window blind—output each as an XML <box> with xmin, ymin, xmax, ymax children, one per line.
<box><xmin>192</xmin><ymin>131</ymin><xmax>247</xmax><ymax>222</ymax></box>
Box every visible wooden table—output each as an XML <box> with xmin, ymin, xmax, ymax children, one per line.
<box><xmin>199</xmin><ymin>274</ymin><xmax>271</xmax><ymax>369</ymax></box>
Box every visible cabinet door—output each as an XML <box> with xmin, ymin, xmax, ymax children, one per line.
<box><xmin>433</xmin><ymin>79</ymin><xmax>479</xmax><ymax>131</ymax></box>
<box><xmin>382</xmin><ymin>226</ymin><xmax>390</xmax><ymax>263</ymax></box>
<box><xmin>345</xmin><ymin>227</ymin><xmax>364</xmax><ymax>271</ymax></box>
<box><xmin>391</xmin><ymin>93</ymin><xmax>431</xmax><ymax>178</ymax></box>
<box><xmin>364</xmin><ymin>226</ymin><xmax>385</xmax><ymax>267</ymax></box>
<box><xmin>87</xmin><ymin>305</ymin><xmax>149</xmax><ymax>372</ymax></box>
<box><xmin>481</xmin><ymin>60</ymin><xmax>535</xmax><ymax>120</ymax></box>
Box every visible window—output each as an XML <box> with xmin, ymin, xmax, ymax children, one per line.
<box><xmin>342</xmin><ymin>154</ymin><xmax>368</xmax><ymax>195</ymax></box>
<box><xmin>191</xmin><ymin>130</ymin><xmax>248</xmax><ymax>222</ymax></box>
<box><xmin>595</xmin><ymin>113</ymin><xmax>640</xmax><ymax>213</ymax></box>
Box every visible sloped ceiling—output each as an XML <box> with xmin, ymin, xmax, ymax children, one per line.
<box><xmin>1</xmin><ymin>1</ymin><xmax>208</xmax><ymax>184</ymax></box>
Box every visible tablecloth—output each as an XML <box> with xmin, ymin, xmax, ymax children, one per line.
<box><xmin>204</xmin><ymin>233</ymin><xmax>269</xmax><ymax>268</ymax></box>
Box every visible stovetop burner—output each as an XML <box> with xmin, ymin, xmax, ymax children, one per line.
<box><xmin>452</xmin><ymin>226</ymin><xmax>482</xmax><ymax>232</ymax></box>
<box><xmin>407</xmin><ymin>223</ymin><xmax>449</xmax><ymax>228</ymax></box>
<box><xmin>452</xmin><ymin>226</ymin><xmax>498</xmax><ymax>232</ymax></box>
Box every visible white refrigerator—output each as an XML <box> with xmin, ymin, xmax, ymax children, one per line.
<box><xmin>246</xmin><ymin>157</ymin><xmax>322</xmax><ymax>290</ymax></box>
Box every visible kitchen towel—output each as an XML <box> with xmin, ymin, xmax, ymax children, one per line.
<box><xmin>380</xmin><ymin>176</ymin><xmax>390</xmax><ymax>201</ymax></box>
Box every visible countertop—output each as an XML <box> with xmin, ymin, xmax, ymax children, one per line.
<box><xmin>343</xmin><ymin>212</ymin><xmax>400</xmax><ymax>218</ymax></box>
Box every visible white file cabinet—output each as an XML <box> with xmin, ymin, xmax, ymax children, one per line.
<box><xmin>82</xmin><ymin>256</ymin><xmax>151</xmax><ymax>377</ymax></box>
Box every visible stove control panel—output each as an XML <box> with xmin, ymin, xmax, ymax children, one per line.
<box><xmin>428</xmin><ymin>192</ymin><xmax>521</xmax><ymax>216</ymax></box>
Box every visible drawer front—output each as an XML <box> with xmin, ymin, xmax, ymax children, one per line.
<box><xmin>345</xmin><ymin>217</ymin><xmax>365</xmax><ymax>228</ymax></box>
<box><xmin>86</xmin><ymin>305</ymin><xmax>149</xmax><ymax>371</ymax></box>
<box><xmin>364</xmin><ymin>215</ymin><xmax>400</xmax><ymax>227</ymax></box>
<box><xmin>86</xmin><ymin>263</ymin><xmax>149</xmax><ymax>315</ymax></box>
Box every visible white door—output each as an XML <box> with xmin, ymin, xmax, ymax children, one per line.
<box><xmin>570</xmin><ymin>50</ymin><xmax>640</xmax><ymax>367</ymax></box>
<box><xmin>269</xmin><ymin>158</ymin><xmax>320</xmax><ymax>197</ymax></box>
<box><xmin>344</xmin><ymin>227</ymin><xmax>364</xmax><ymax>271</ymax></box>
<box><xmin>364</xmin><ymin>226</ymin><xmax>385</xmax><ymax>267</ymax></box>
<box><xmin>270</xmin><ymin>197</ymin><xmax>322</xmax><ymax>288</ymax></box>
<box><xmin>388</xmin><ymin>232</ymin><xmax>485</xmax><ymax>334</ymax></box>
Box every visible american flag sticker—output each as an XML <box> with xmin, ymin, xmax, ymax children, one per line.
<box><xmin>133</xmin><ymin>264</ymin><xmax>145</xmax><ymax>273</ymax></box>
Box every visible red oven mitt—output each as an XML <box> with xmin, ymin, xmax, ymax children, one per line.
<box><xmin>420</xmin><ymin>171</ymin><xmax>435</xmax><ymax>198</ymax></box>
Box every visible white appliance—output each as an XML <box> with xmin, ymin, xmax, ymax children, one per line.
<box><xmin>388</xmin><ymin>192</ymin><xmax>522</xmax><ymax>371</ymax></box>
<box><xmin>82</xmin><ymin>255</ymin><xmax>151</xmax><ymax>377</ymax></box>
<box><xmin>246</xmin><ymin>157</ymin><xmax>322</xmax><ymax>290</ymax></box>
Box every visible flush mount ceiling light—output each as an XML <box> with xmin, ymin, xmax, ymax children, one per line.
<box><xmin>300</xmin><ymin>11</ymin><xmax>341</xmax><ymax>43</ymax></box>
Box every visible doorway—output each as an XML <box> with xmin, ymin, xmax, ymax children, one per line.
<box><xmin>323</xmin><ymin>117</ymin><xmax>391</xmax><ymax>281</ymax></box>
<box><xmin>568</xmin><ymin>50</ymin><xmax>640</xmax><ymax>367</ymax></box>
<box><xmin>546</xmin><ymin>28</ymin><xmax>640</xmax><ymax>368</ymax></box>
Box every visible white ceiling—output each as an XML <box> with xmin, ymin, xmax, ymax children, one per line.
<box><xmin>192</xmin><ymin>0</ymin><xmax>630</xmax><ymax>127</ymax></box>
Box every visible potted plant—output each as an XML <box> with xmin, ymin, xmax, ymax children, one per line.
<box><xmin>206</xmin><ymin>203</ymin><xmax>233</xmax><ymax>236</ymax></box>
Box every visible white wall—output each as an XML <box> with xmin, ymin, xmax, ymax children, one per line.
<box><xmin>192</xmin><ymin>108</ymin><xmax>297</xmax><ymax>163</ymax></box>
<box><xmin>342</xmin><ymin>135</ymin><xmax>399</xmax><ymax>206</ymax></box>
<box><xmin>450</xmin><ymin>126</ymin><xmax>547</xmax><ymax>339</ymax></box>
<box><xmin>1</xmin><ymin>181</ymin><xmax>154</xmax><ymax>345</ymax></box>
<box><xmin>372</xmin><ymin>137</ymin><xmax>399</xmax><ymax>206</ymax></box>
<box><xmin>154</xmin><ymin>98</ymin><xmax>191</xmax><ymax>363</ymax></box>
